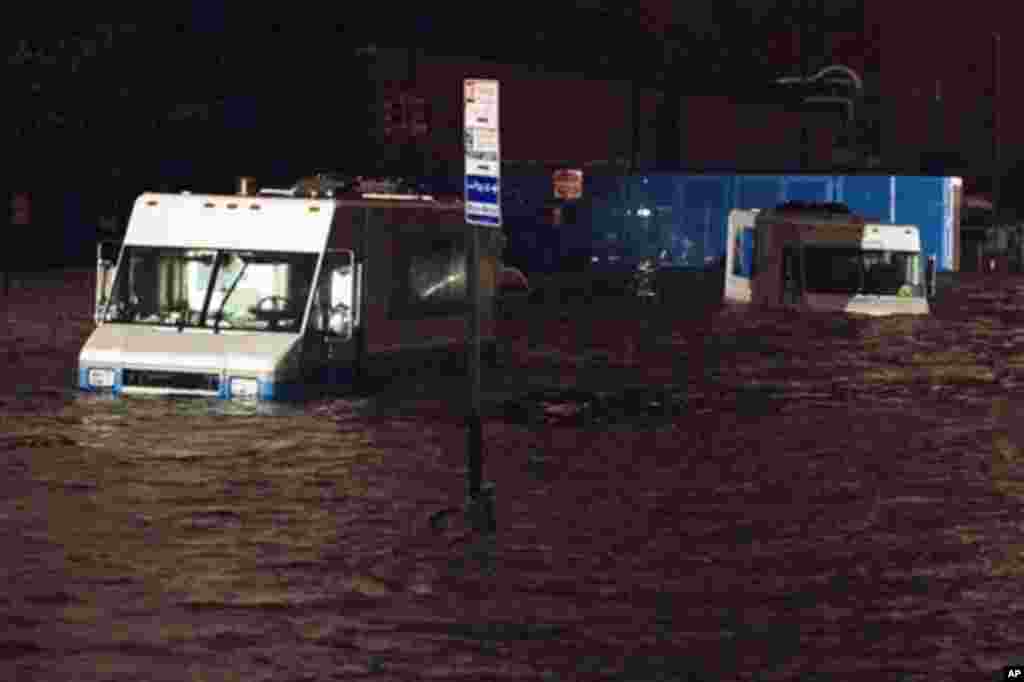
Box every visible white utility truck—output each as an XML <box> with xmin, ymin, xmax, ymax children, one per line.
<box><xmin>724</xmin><ymin>202</ymin><xmax>931</xmax><ymax>316</ymax></box>
<box><xmin>79</xmin><ymin>177</ymin><xmax>503</xmax><ymax>400</ymax></box>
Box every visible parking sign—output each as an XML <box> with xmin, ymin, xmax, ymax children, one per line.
<box><xmin>464</xmin><ymin>79</ymin><xmax>500</xmax><ymax>227</ymax></box>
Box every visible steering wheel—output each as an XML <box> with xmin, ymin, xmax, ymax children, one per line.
<box><xmin>250</xmin><ymin>296</ymin><xmax>294</xmax><ymax>329</ymax></box>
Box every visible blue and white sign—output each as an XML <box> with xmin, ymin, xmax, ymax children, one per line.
<box><xmin>464</xmin><ymin>79</ymin><xmax>500</xmax><ymax>227</ymax></box>
<box><xmin>465</xmin><ymin>174</ymin><xmax>501</xmax><ymax>225</ymax></box>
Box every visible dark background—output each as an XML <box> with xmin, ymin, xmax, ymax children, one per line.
<box><xmin>7</xmin><ymin>1</ymin><xmax>1020</xmax><ymax>269</ymax></box>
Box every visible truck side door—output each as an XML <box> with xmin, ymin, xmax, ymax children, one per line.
<box><xmin>95</xmin><ymin>240</ymin><xmax>122</xmax><ymax>323</ymax></box>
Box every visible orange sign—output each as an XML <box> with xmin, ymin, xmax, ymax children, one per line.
<box><xmin>553</xmin><ymin>169</ymin><xmax>583</xmax><ymax>200</ymax></box>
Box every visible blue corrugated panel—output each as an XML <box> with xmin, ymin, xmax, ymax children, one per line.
<box><xmin>621</xmin><ymin>172</ymin><xmax>682</xmax><ymax>264</ymax></box>
<box><xmin>780</xmin><ymin>175</ymin><xmax>835</xmax><ymax>203</ymax></box>
<box><xmin>500</xmin><ymin>171</ymin><xmax>547</xmax><ymax>218</ymax></box>
<box><xmin>893</xmin><ymin>176</ymin><xmax>950</xmax><ymax>271</ymax></box>
<box><xmin>735</xmin><ymin>175</ymin><xmax>784</xmax><ymax>210</ymax></box>
<box><xmin>498</xmin><ymin>170</ymin><xmax>545</xmax><ymax>273</ymax></box>
<box><xmin>679</xmin><ymin>175</ymin><xmax>732</xmax><ymax>266</ymax></box>
<box><xmin>630</xmin><ymin>173</ymin><xmax>676</xmax><ymax>208</ymax></box>
<box><xmin>835</xmin><ymin>175</ymin><xmax>893</xmax><ymax>222</ymax></box>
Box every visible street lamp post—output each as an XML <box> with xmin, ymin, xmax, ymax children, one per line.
<box><xmin>776</xmin><ymin>65</ymin><xmax>863</xmax><ymax>169</ymax></box>
<box><xmin>993</xmin><ymin>32</ymin><xmax>1002</xmax><ymax>218</ymax></box>
<box><xmin>800</xmin><ymin>0</ymin><xmax>811</xmax><ymax>170</ymax></box>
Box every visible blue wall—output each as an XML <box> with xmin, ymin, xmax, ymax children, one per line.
<box><xmin>501</xmin><ymin>173</ymin><xmax>959</xmax><ymax>274</ymax></box>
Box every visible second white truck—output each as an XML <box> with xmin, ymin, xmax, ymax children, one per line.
<box><xmin>725</xmin><ymin>202</ymin><xmax>931</xmax><ymax>316</ymax></box>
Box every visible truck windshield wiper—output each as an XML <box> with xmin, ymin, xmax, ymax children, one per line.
<box><xmin>213</xmin><ymin>261</ymin><xmax>249</xmax><ymax>333</ymax></box>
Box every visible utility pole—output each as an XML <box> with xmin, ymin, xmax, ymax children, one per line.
<box><xmin>404</xmin><ymin>47</ymin><xmax>423</xmax><ymax>179</ymax></box>
<box><xmin>993</xmin><ymin>32</ymin><xmax>1002</xmax><ymax>218</ymax></box>
<box><xmin>657</xmin><ymin>32</ymin><xmax>683</xmax><ymax>171</ymax></box>
<box><xmin>799</xmin><ymin>0</ymin><xmax>811</xmax><ymax>171</ymax></box>
<box><xmin>631</xmin><ymin>80</ymin><xmax>641</xmax><ymax>176</ymax></box>
<box><xmin>3</xmin><ymin>193</ymin><xmax>8</xmax><ymax>297</ymax></box>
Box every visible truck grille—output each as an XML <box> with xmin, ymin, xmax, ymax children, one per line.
<box><xmin>122</xmin><ymin>369</ymin><xmax>221</xmax><ymax>392</ymax></box>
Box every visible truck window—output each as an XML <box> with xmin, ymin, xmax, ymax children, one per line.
<box><xmin>732</xmin><ymin>229</ymin><xmax>744</xmax><ymax>277</ymax></box>
<box><xmin>862</xmin><ymin>251</ymin><xmax>924</xmax><ymax>297</ymax></box>
<box><xmin>804</xmin><ymin>247</ymin><xmax>862</xmax><ymax>294</ymax></box>
<box><xmin>732</xmin><ymin>226</ymin><xmax>757</xmax><ymax>278</ymax></box>
<box><xmin>391</xmin><ymin>234</ymin><xmax>468</xmax><ymax>318</ymax></box>
<box><xmin>104</xmin><ymin>246</ymin><xmax>318</xmax><ymax>332</ymax></box>
<box><xmin>803</xmin><ymin>248</ymin><xmax>924</xmax><ymax>297</ymax></box>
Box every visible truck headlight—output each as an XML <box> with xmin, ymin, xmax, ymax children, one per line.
<box><xmin>88</xmin><ymin>368</ymin><xmax>115</xmax><ymax>388</ymax></box>
<box><xmin>230</xmin><ymin>377</ymin><xmax>259</xmax><ymax>398</ymax></box>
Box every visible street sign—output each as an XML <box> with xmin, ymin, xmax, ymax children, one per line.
<box><xmin>553</xmin><ymin>169</ymin><xmax>583</xmax><ymax>200</ymax></box>
<box><xmin>465</xmin><ymin>175</ymin><xmax>501</xmax><ymax>225</ymax></box>
<box><xmin>464</xmin><ymin>79</ymin><xmax>500</xmax><ymax>227</ymax></box>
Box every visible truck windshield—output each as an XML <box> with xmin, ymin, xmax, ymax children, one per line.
<box><xmin>103</xmin><ymin>246</ymin><xmax>318</xmax><ymax>332</ymax></box>
<box><xmin>804</xmin><ymin>247</ymin><xmax>923</xmax><ymax>297</ymax></box>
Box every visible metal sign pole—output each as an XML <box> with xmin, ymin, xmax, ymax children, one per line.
<box><xmin>463</xmin><ymin>78</ymin><xmax>501</xmax><ymax>533</ymax></box>
<box><xmin>467</xmin><ymin>219</ymin><xmax>483</xmax><ymax>501</ymax></box>
<box><xmin>993</xmin><ymin>32</ymin><xmax>1001</xmax><ymax>219</ymax></box>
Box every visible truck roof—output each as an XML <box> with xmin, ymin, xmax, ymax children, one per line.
<box><xmin>760</xmin><ymin>208</ymin><xmax>866</xmax><ymax>226</ymax></box>
<box><xmin>123</xmin><ymin>192</ymin><xmax>481</xmax><ymax>253</ymax></box>
<box><xmin>124</xmin><ymin>193</ymin><xmax>335</xmax><ymax>253</ymax></box>
<box><xmin>797</xmin><ymin>222</ymin><xmax>921</xmax><ymax>251</ymax></box>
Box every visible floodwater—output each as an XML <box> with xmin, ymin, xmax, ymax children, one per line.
<box><xmin>2</xmin><ymin>268</ymin><xmax>1024</xmax><ymax>681</ymax></box>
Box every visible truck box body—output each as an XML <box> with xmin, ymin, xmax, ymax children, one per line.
<box><xmin>79</xmin><ymin>192</ymin><xmax>500</xmax><ymax>401</ymax></box>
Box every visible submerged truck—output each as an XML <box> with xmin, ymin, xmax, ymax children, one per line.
<box><xmin>724</xmin><ymin>202</ymin><xmax>932</xmax><ymax>316</ymax></box>
<box><xmin>79</xmin><ymin>179</ymin><xmax>504</xmax><ymax>400</ymax></box>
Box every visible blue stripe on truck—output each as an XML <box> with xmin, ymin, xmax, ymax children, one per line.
<box><xmin>258</xmin><ymin>366</ymin><xmax>356</xmax><ymax>401</ymax></box>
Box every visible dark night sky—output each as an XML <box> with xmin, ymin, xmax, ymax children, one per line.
<box><xmin>15</xmin><ymin>2</ymin><xmax>1016</xmax><ymax>201</ymax></box>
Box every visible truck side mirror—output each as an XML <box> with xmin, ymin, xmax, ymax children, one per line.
<box><xmin>95</xmin><ymin>241</ymin><xmax>120</xmax><ymax>323</ymax></box>
<box><xmin>326</xmin><ymin>304</ymin><xmax>351</xmax><ymax>340</ymax></box>
<box><xmin>314</xmin><ymin>249</ymin><xmax>355</xmax><ymax>339</ymax></box>
<box><xmin>925</xmin><ymin>256</ymin><xmax>936</xmax><ymax>299</ymax></box>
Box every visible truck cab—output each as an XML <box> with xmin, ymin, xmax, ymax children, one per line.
<box><xmin>725</xmin><ymin>202</ymin><xmax>931</xmax><ymax>317</ymax></box>
<box><xmin>80</xmin><ymin>180</ymin><xmax>503</xmax><ymax>400</ymax></box>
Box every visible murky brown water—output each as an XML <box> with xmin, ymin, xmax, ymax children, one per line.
<box><xmin>2</xmin><ymin>269</ymin><xmax>1024</xmax><ymax>680</ymax></box>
